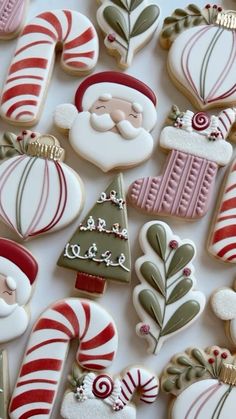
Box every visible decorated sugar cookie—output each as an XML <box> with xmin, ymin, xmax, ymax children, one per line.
<box><xmin>61</xmin><ymin>364</ymin><xmax>159</xmax><ymax>419</ymax></box>
<box><xmin>9</xmin><ymin>298</ymin><xmax>118</xmax><ymax>419</ymax></box>
<box><xmin>128</xmin><ymin>105</ymin><xmax>235</xmax><ymax>219</ymax></box>
<box><xmin>97</xmin><ymin>0</ymin><xmax>160</xmax><ymax>68</ymax></box>
<box><xmin>162</xmin><ymin>346</ymin><xmax>236</xmax><ymax>419</ymax></box>
<box><xmin>160</xmin><ymin>5</ymin><xmax>236</xmax><ymax>110</ymax></box>
<box><xmin>0</xmin><ymin>238</ymin><xmax>38</xmax><ymax>343</ymax></box>
<box><xmin>0</xmin><ymin>9</ymin><xmax>99</xmax><ymax>126</ymax></box>
<box><xmin>58</xmin><ymin>173</ymin><xmax>131</xmax><ymax>297</ymax></box>
<box><xmin>211</xmin><ymin>280</ymin><xmax>236</xmax><ymax>346</ymax></box>
<box><xmin>0</xmin><ymin>350</ymin><xmax>9</xmax><ymax>419</ymax></box>
<box><xmin>133</xmin><ymin>221</ymin><xmax>205</xmax><ymax>355</ymax></box>
<box><xmin>0</xmin><ymin>0</ymin><xmax>28</xmax><ymax>39</ymax></box>
<box><xmin>0</xmin><ymin>130</ymin><xmax>84</xmax><ymax>240</ymax></box>
<box><xmin>54</xmin><ymin>71</ymin><xmax>157</xmax><ymax>172</ymax></box>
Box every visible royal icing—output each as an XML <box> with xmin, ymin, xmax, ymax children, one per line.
<box><xmin>0</xmin><ymin>0</ymin><xmax>28</xmax><ymax>39</ymax></box>
<box><xmin>0</xmin><ymin>130</ymin><xmax>84</xmax><ymax>240</ymax></box>
<box><xmin>58</xmin><ymin>173</ymin><xmax>131</xmax><ymax>296</ymax></box>
<box><xmin>9</xmin><ymin>298</ymin><xmax>118</xmax><ymax>419</ymax></box>
<box><xmin>0</xmin><ymin>238</ymin><xmax>38</xmax><ymax>343</ymax></box>
<box><xmin>128</xmin><ymin>106</ymin><xmax>235</xmax><ymax>219</ymax></box>
<box><xmin>96</xmin><ymin>0</ymin><xmax>160</xmax><ymax>68</ymax></box>
<box><xmin>61</xmin><ymin>364</ymin><xmax>158</xmax><ymax>419</ymax></box>
<box><xmin>161</xmin><ymin>5</ymin><xmax>236</xmax><ymax>110</ymax></box>
<box><xmin>0</xmin><ymin>350</ymin><xmax>8</xmax><ymax>419</ymax></box>
<box><xmin>54</xmin><ymin>71</ymin><xmax>157</xmax><ymax>172</ymax></box>
<box><xmin>0</xmin><ymin>9</ymin><xmax>99</xmax><ymax>126</ymax></box>
<box><xmin>162</xmin><ymin>346</ymin><xmax>236</xmax><ymax>419</ymax></box>
<box><xmin>133</xmin><ymin>221</ymin><xmax>205</xmax><ymax>354</ymax></box>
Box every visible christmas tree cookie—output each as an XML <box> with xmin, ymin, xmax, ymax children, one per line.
<box><xmin>58</xmin><ymin>173</ymin><xmax>131</xmax><ymax>296</ymax></box>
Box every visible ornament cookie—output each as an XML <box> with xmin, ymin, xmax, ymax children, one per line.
<box><xmin>58</xmin><ymin>173</ymin><xmax>131</xmax><ymax>297</ymax></box>
<box><xmin>209</xmin><ymin>158</ymin><xmax>236</xmax><ymax>263</ymax></box>
<box><xmin>160</xmin><ymin>5</ymin><xmax>236</xmax><ymax>110</ymax></box>
<box><xmin>129</xmin><ymin>105</ymin><xmax>235</xmax><ymax>219</ymax></box>
<box><xmin>61</xmin><ymin>364</ymin><xmax>158</xmax><ymax>419</ymax></box>
<box><xmin>9</xmin><ymin>298</ymin><xmax>118</xmax><ymax>419</ymax></box>
<box><xmin>211</xmin><ymin>280</ymin><xmax>236</xmax><ymax>346</ymax></box>
<box><xmin>96</xmin><ymin>0</ymin><xmax>160</xmax><ymax>68</ymax></box>
<box><xmin>162</xmin><ymin>346</ymin><xmax>236</xmax><ymax>419</ymax></box>
<box><xmin>54</xmin><ymin>71</ymin><xmax>157</xmax><ymax>172</ymax></box>
<box><xmin>0</xmin><ymin>130</ymin><xmax>84</xmax><ymax>240</ymax></box>
<box><xmin>0</xmin><ymin>9</ymin><xmax>99</xmax><ymax>126</ymax></box>
<box><xmin>133</xmin><ymin>221</ymin><xmax>205</xmax><ymax>355</ymax></box>
<box><xmin>0</xmin><ymin>350</ymin><xmax>9</xmax><ymax>419</ymax></box>
<box><xmin>0</xmin><ymin>238</ymin><xmax>38</xmax><ymax>343</ymax></box>
<box><xmin>0</xmin><ymin>0</ymin><xmax>28</xmax><ymax>39</ymax></box>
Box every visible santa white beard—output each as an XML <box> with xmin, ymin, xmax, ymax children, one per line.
<box><xmin>69</xmin><ymin>112</ymin><xmax>154</xmax><ymax>172</ymax></box>
<box><xmin>0</xmin><ymin>303</ymin><xmax>29</xmax><ymax>343</ymax></box>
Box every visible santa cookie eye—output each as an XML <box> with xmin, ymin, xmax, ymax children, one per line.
<box><xmin>96</xmin><ymin>105</ymin><xmax>106</xmax><ymax>110</ymax></box>
<box><xmin>3</xmin><ymin>291</ymin><xmax>13</xmax><ymax>296</ymax></box>
<box><xmin>129</xmin><ymin>113</ymin><xmax>138</xmax><ymax>118</ymax></box>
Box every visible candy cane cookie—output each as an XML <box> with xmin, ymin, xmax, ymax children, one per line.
<box><xmin>9</xmin><ymin>298</ymin><xmax>118</xmax><ymax>419</ymax></box>
<box><xmin>0</xmin><ymin>9</ymin><xmax>99</xmax><ymax>126</ymax></box>
<box><xmin>61</xmin><ymin>365</ymin><xmax>159</xmax><ymax>418</ymax></box>
<box><xmin>0</xmin><ymin>0</ymin><xmax>28</xmax><ymax>39</ymax></box>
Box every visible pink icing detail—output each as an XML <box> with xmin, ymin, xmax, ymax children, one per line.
<box><xmin>128</xmin><ymin>150</ymin><xmax>218</xmax><ymax>219</ymax></box>
<box><xmin>192</xmin><ymin>112</ymin><xmax>210</xmax><ymax>131</ymax></box>
<box><xmin>184</xmin><ymin>383</ymin><xmax>221</xmax><ymax>419</ymax></box>
<box><xmin>0</xmin><ymin>0</ymin><xmax>27</xmax><ymax>36</ymax></box>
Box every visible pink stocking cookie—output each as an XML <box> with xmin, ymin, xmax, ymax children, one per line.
<box><xmin>61</xmin><ymin>365</ymin><xmax>158</xmax><ymax>419</ymax></box>
<box><xmin>0</xmin><ymin>9</ymin><xmax>99</xmax><ymax>126</ymax></box>
<box><xmin>129</xmin><ymin>106</ymin><xmax>235</xmax><ymax>220</ymax></box>
<box><xmin>0</xmin><ymin>130</ymin><xmax>84</xmax><ymax>240</ymax></box>
<box><xmin>9</xmin><ymin>298</ymin><xmax>118</xmax><ymax>419</ymax></box>
<box><xmin>0</xmin><ymin>0</ymin><xmax>28</xmax><ymax>39</ymax></box>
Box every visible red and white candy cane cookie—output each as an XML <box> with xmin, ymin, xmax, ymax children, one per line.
<box><xmin>0</xmin><ymin>9</ymin><xmax>99</xmax><ymax>126</ymax></box>
<box><xmin>0</xmin><ymin>0</ymin><xmax>28</xmax><ymax>39</ymax></box>
<box><xmin>9</xmin><ymin>298</ymin><xmax>118</xmax><ymax>419</ymax></box>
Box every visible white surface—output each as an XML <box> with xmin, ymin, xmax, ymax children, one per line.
<box><xmin>0</xmin><ymin>1</ymin><xmax>235</xmax><ymax>418</ymax></box>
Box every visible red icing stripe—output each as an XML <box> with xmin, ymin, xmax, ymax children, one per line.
<box><xmin>2</xmin><ymin>84</ymin><xmax>41</xmax><ymax>104</ymax></box>
<box><xmin>17</xmin><ymin>379</ymin><xmax>57</xmax><ymax>387</ymax></box>
<box><xmin>64</xmin><ymin>27</ymin><xmax>94</xmax><ymax>50</ymax></box>
<box><xmin>53</xmin><ymin>301</ymin><xmax>79</xmax><ymax>337</ymax></box>
<box><xmin>10</xmin><ymin>389</ymin><xmax>55</xmax><ymax>412</ymax></box>
<box><xmin>26</xmin><ymin>338</ymin><xmax>67</xmax><ymax>356</ymax></box>
<box><xmin>16</xmin><ymin>111</ymin><xmax>34</xmax><ymax>120</ymax></box>
<box><xmin>9</xmin><ymin>58</ymin><xmax>48</xmax><ymax>74</ymax></box>
<box><xmin>6</xmin><ymin>100</ymin><xmax>37</xmax><ymax>117</ymax></box>
<box><xmin>81</xmin><ymin>363</ymin><xmax>105</xmax><ymax>370</ymax></box>
<box><xmin>22</xmin><ymin>24</ymin><xmax>57</xmax><ymax>41</ymax></box>
<box><xmin>80</xmin><ymin>323</ymin><xmax>115</xmax><ymax>350</ymax></box>
<box><xmin>20</xmin><ymin>359</ymin><xmax>62</xmax><ymax>377</ymax></box>
<box><xmin>143</xmin><ymin>376</ymin><xmax>155</xmax><ymax>388</ymax></box>
<box><xmin>213</xmin><ymin>225</ymin><xmax>236</xmax><ymax>243</ymax></box>
<box><xmin>66</xmin><ymin>61</ymin><xmax>87</xmax><ymax>69</ymax></box>
<box><xmin>63</xmin><ymin>51</ymin><xmax>95</xmax><ymax>60</ymax></box>
<box><xmin>7</xmin><ymin>75</ymin><xmax>43</xmax><ymax>83</ymax></box>
<box><xmin>218</xmin><ymin>214</ymin><xmax>236</xmax><ymax>222</ymax></box>
<box><xmin>220</xmin><ymin>197</ymin><xmax>236</xmax><ymax>212</ymax></box>
<box><xmin>39</xmin><ymin>11</ymin><xmax>63</xmax><ymax>40</ymax></box>
<box><xmin>34</xmin><ymin>318</ymin><xmax>73</xmax><ymax>338</ymax></box>
<box><xmin>79</xmin><ymin>351</ymin><xmax>115</xmax><ymax>362</ymax></box>
<box><xmin>217</xmin><ymin>242</ymin><xmax>236</xmax><ymax>258</ymax></box>
<box><xmin>15</xmin><ymin>40</ymin><xmax>53</xmax><ymax>57</ymax></box>
<box><xmin>80</xmin><ymin>302</ymin><xmax>90</xmax><ymax>340</ymax></box>
<box><xmin>19</xmin><ymin>409</ymin><xmax>50</xmax><ymax>419</ymax></box>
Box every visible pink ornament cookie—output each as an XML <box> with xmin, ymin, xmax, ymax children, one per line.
<box><xmin>61</xmin><ymin>364</ymin><xmax>159</xmax><ymax>419</ymax></box>
<box><xmin>0</xmin><ymin>9</ymin><xmax>99</xmax><ymax>126</ymax></box>
<box><xmin>0</xmin><ymin>0</ymin><xmax>28</xmax><ymax>39</ymax></box>
<box><xmin>160</xmin><ymin>5</ymin><xmax>236</xmax><ymax>110</ymax></box>
<box><xmin>54</xmin><ymin>71</ymin><xmax>157</xmax><ymax>172</ymax></box>
<box><xmin>9</xmin><ymin>298</ymin><xmax>118</xmax><ymax>419</ymax></box>
<box><xmin>162</xmin><ymin>346</ymin><xmax>236</xmax><ymax>419</ymax></box>
<box><xmin>0</xmin><ymin>130</ymin><xmax>84</xmax><ymax>240</ymax></box>
<box><xmin>129</xmin><ymin>106</ymin><xmax>235</xmax><ymax>220</ymax></box>
<box><xmin>0</xmin><ymin>238</ymin><xmax>38</xmax><ymax>343</ymax></box>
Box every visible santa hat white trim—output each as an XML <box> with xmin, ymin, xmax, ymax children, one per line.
<box><xmin>0</xmin><ymin>257</ymin><xmax>31</xmax><ymax>306</ymax></box>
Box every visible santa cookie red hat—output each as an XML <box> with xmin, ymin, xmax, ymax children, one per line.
<box><xmin>75</xmin><ymin>71</ymin><xmax>157</xmax><ymax>132</ymax></box>
<box><xmin>0</xmin><ymin>238</ymin><xmax>38</xmax><ymax>306</ymax></box>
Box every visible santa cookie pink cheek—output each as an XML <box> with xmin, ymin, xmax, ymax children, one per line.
<box><xmin>54</xmin><ymin>71</ymin><xmax>157</xmax><ymax>172</ymax></box>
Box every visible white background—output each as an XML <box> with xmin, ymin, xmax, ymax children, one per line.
<box><xmin>1</xmin><ymin>0</ymin><xmax>236</xmax><ymax>418</ymax></box>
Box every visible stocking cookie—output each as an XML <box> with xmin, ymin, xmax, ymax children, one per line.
<box><xmin>96</xmin><ymin>0</ymin><xmax>160</xmax><ymax>68</ymax></box>
<box><xmin>162</xmin><ymin>346</ymin><xmax>236</xmax><ymax>419</ymax></box>
<box><xmin>0</xmin><ymin>0</ymin><xmax>28</xmax><ymax>39</ymax></box>
<box><xmin>54</xmin><ymin>71</ymin><xmax>157</xmax><ymax>172</ymax></box>
<box><xmin>211</xmin><ymin>281</ymin><xmax>236</xmax><ymax>346</ymax></box>
<box><xmin>133</xmin><ymin>221</ymin><xmax>205</xmax><ymax>355</ymax></box>
<box><xmin>128</xmin><ymin>105</ymin><xmax>235</xmax><ymax>220</ymax></box>
<box><xmin>0</xmin><ymin>350</ymin><xmax>9</xmax><ymax>419</ymax></box>
<box><xmin>61</xmin><ymin>364</ymin><xmax>158</xmax><ymax>419</ymax></box>
<box><xmin>58</xmin><ymin>173</ymin><xmax>131</xmax><ymax>297</ymax></box>
<box><xmin>0</xmin><ymin>130</ymin><xmax>84</xmax><ymax>240</ymax></box>
<box><xmin>0</xmin><ymin>9</ymin><xmax>99</xmax><ymax>126</ymax></box>
<box><xmin>160</xmin><ymin>5</ymin><xmax>236</xmax><ymax>110</ymax></box>
<box><xmin>0</xmin><ymin>238</ymin><xmax>38</xmax><ymax>343</ymax></box>
<box><xmin>9</xmin><ymin>298</ymin><xmax>118</xmax><ymax>419</ymax></box>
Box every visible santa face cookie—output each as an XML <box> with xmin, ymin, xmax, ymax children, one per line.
<box><xmin>133</xmin><ymin>221</ymin><xmax>205</xmax><ymax>355</ymax></box>
<box><xmin>0</xmin><ymin>9</ymin><xmax>99</xmax><ymax>126</ymax></box>
<box><xmin>97</xmin><ymin>0</ymin><xmax>160</xmax><ymax>68</ymax></box>
<box><xmin>0</xmin><ymin>0</ymin><xmax>28</xmax><ymax>39</ymax></box>
<box><xmin>54</xmin><ymin>71</ymin><xmax>157</xmax><ymax>172</ymax></box>
<box><xmin>160</xmin><ymin>5</ymin><xmax>236</xmax><ymax>110</ymax></box>
<box><xmin>0</xmin><ymin>238</ymin><xmax>37</xmax><ymax>343</ymax></box>
<box><xmin>162</xmin><ymin>346</ymin><xmax>236</xmax><ymax>419</ymax></box>
<box><xmin>0</xmin><ymin>350</ymin><xmax>9</xmax><ymax>419</ymax></box>
<box><xmin>58</xmin><ymin>173</ymin><xmax>131</xmax><ymax>297</ymax></box>
<box><xmin>61</xmin><ymin>364</ymin><xmax>158</xmax><ymax>419</ymax></box>
<box><xmin>9</xmin><ymin>298</ymin><xmax>118</xmax><ymax>419</ymax></box>
<box><xmin>128</xmin><ymin>105</ymin><xmax>235</xmax><ymax>219</ymax></box>
<box><xmin>0</xmin><ymin>130</ymin><xmax>84</xmax><ymax>240</ymax></box>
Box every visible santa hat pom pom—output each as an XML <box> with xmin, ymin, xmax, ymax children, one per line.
<box><xmin>54</xmin><ymin>104</ymin><xmax>78</xmax><ymax>131</ymax></box>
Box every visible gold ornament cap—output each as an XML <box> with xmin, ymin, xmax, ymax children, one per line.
<box><xmin>27</xmin><ymin>135</ymin><xmax>65</xmax><ymax>161</ymax></box>
<box><xmin>219</xmin><ymin>363</ymin><xmax>236</xmax><ymax>386</ymax></box>
<box><xmin>216</xmin><ymin>10</ymin><xmax>236</xmax><ymax>29</ymax></box>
